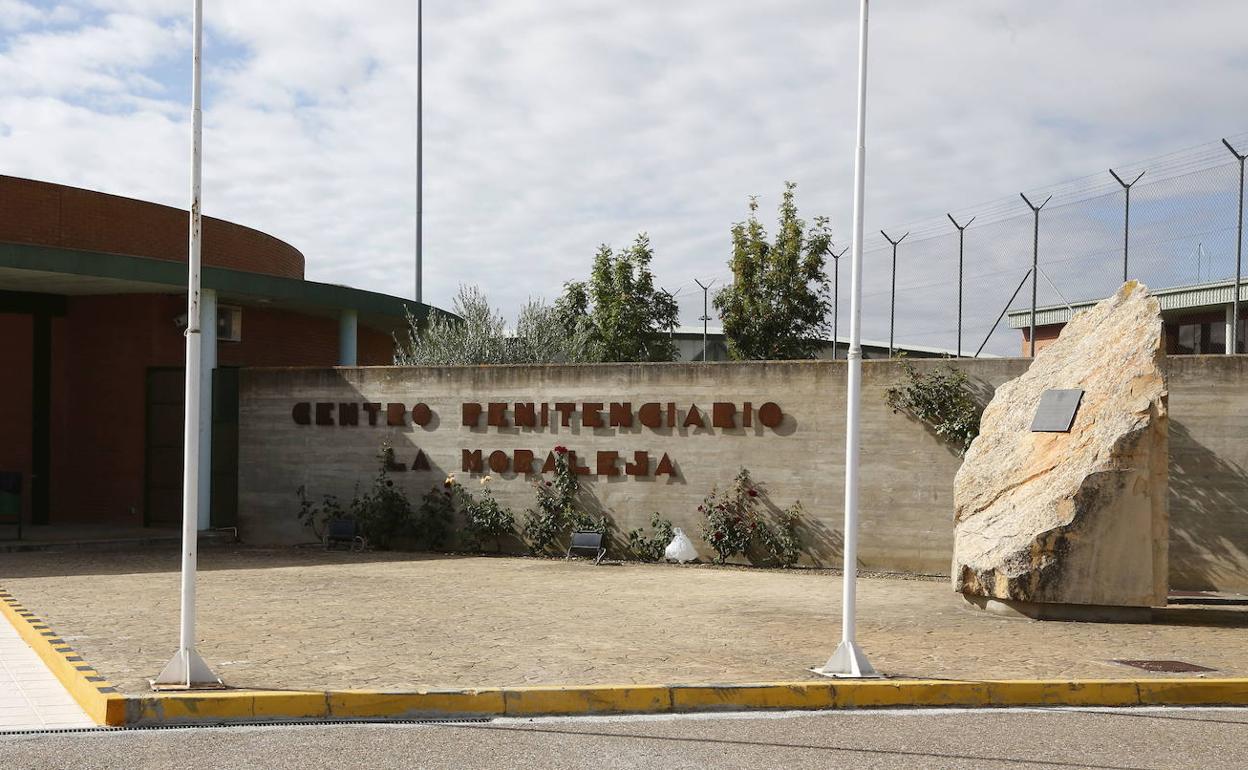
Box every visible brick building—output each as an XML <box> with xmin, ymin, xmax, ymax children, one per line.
<box><xmin>0</xmin><ymin>175</ymin><xmax>432</xmax><ymax>535</ymax></box>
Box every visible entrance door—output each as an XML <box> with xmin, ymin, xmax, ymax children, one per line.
<box><xmin>143</xmin><ymin>367</ymin><xmax>240</xmax><ymax>528</ymax></box>
<box><xmin>210</xmin><ymin>367</ymin><xmax>239</xmax><ymax>528</ymax></box>
<box><xmin>144</xmin><ymin>368</ymin><xmax>185</xmax><ymax>527</ymax></box>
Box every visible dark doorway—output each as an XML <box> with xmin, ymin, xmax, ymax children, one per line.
<box><xmin>144</xmin><ymin>368</ymin><xmax>185</xmax><ymax>527</ymax></box>
<box><xmin>0</xmin><ymin>291</ymin><xmax>65</xmax><ymax>529</ymax></box>
<box><xmin>143</xmin><ymin>367</ymin><xmax>240</xmax><ymax>528</ymax></box>
<box><xmin>31</xmin><ymin>310</ymin><xmax>50</xmax><ymax>525</ymax></box>
<box><xmin>211</xmin><ymin>367</ymin><xmax>239</xmax><ymax>528</ymax></box>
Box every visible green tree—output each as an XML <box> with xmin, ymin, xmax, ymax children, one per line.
<box><xmin>714</xmin><ymin>182</ymin><xmax>832</xmax><ymax>360</ymax></box>
<box><xmin>394</xmin><ymin>285</ymin><xmax>593</xmax><ymax>365</ymax></box>
<box><xmin>557</xmin><ymin>234</ymin><xmax>679</xmax><ymax>362</ymax></box>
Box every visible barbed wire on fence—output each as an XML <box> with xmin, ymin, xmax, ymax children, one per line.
<box><xmin>673</xmin><ymin>133</ymin><xmax>1248</xmax><ymax>358</ymax></box>
<box><xmin>865</xmin><ymin>133</ymin><xmax>1247</xmax><ymax>357</ymax></box>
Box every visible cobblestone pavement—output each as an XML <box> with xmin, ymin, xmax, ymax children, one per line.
<box><xmin>1</xmin><ymin>548</ymin><xmax>1245</xmax><ymax>695</ymax></box>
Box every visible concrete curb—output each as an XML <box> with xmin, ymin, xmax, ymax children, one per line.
<box><xmin>3</xmin><ymin>585</ymin><xmax>1246</xmax><ymax>727</ymax></box>
<box><xmin>0</xmin><ymin>586</ymin><xmax>127</xmax><ymax>725</ymax></box>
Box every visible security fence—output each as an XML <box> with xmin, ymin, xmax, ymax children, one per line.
<box><xmin>675</xmin><ymin>134</ymin><xmax>1248</xmax><ymax>359</ymax></box>
<box><xmin>849</xmin><ymin>133</ymin><xmax>1248</xmax><ymax>357</ymax></box>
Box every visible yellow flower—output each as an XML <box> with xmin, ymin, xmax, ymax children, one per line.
<box><xmin>480</xmin><ymin>475</ymin><xmax>492</xmax><ymax>485</ymax></box>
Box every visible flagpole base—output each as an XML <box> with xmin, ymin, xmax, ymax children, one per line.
<box><xmin>150</xmin><ymin>647</ymin><xmax>224</xmax><ymax>691</ymax></box>
<box><xmin>811</xmin><ymin>639</ymin><xmax>882</xmax><ymax>679</ymax></box>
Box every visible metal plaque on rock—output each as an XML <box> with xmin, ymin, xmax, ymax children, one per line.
<box><xmin>1030</xmin><ymin>388</ymin><xmax>1084</xmax><ymax>433</ymax></box>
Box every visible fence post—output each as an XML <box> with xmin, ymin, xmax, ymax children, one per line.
<box><xmin>1020</xmin><ymin>193</ymin><xmax>1053</xmax><ymax>357</ymax></box>
<box><xmin>694</xmin><ymin>279</ymin><xmax>714</xmax><ymax>362</ymax></box>
<box><xmin>947</xmin><ymin>214</ymin><xmax>975</xmax><ymax>357</ymax></box>
<box><xmin>831</xmin><ymin>246</ymin><xmax>848</xmax><ymax>359</ymax></box>
<box><xmin>1224</xmin><ymin>139</ymin><xmax>1246</xmax><ymax>355</ymax></box>
<box><xmin>1109</xmin><ymin>168</ymin><xmax>1146</xmax><ymax>283</ymax></box>
<box><xmin>880</xmin><ymin>230</ymin><xmax>909</xmax><ymax>357</ymax></box>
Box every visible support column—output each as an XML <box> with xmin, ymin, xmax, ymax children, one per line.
<box><xmin>339</xmin><ymin>309</ymin><xmax>358</xmax><ymax>366</ymax></box>
<box><xmin>1228</xmin><ymin>302</ymin><xmax>1237</xmax><ymax>355</ymax></box>
<box><xmin>197</xmin><ymin>289</ymin><xmax>216</xmax><ymax>531</ymax></box>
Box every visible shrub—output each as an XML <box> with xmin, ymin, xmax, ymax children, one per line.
<box><xmin>348</xmin><ymin>446</ymin><xmax>418</xmax><ymax>549</ymax></box>
<box><xmin>296</xmin><ymin>444</ymin><xmax>419</xmax><ymax>550</ymax></box>
<box><xmin>296</xmin><ymin>488</ymin><xmax>345</xmax><ymax>542</ymax></box>
<box><xmin>699</xmin><ymin>468</ymin><xmax>805</xmax><ymax>566</ymax></box>
<box><xmin>885</xmin><ymin>362</ymin><xmax>982</xmax><ymax>455</ymax></box>
<box><xmin>756</xmin><ymin>501</ymin><xmax>803</xmax><ymax>568</ymax></box>
<box><xmin>461</xmin><ymin>475</ymin><xmax>516</xmax><ymax>552</ymax></box>
<box><xmin>524</xmin><ymin>446</ymin><xmax>605</xmax><ymax>555</ymax></box>
<box><xmin>416</xmin><ymin>474</ymin><xmax>459</xmax><ymax>550</ymax></box>
<box><xmin>625</xmin><ymin>513</ymin><xmax>675</xmax><ymax>562</ymax></box>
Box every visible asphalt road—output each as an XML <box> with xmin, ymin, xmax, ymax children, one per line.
<box><xmin>1</xmin><ymin>707</ymin><xmax>1246</xmax><ymax>770</ymax></box>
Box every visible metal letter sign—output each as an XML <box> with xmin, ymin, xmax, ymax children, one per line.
<box><xmin>1030</xmin><ymin>389</ymin><xmax>1085</xmax><ymax>433</ymax></box>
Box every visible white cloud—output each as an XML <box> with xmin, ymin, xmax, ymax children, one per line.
<box><xmin>0</xmin><ymin>0</ymin><xmax>1246</xmax><ymax>356</ymax></box>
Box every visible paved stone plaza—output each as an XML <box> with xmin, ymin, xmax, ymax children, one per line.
<box><xmin>1</xmin><ymin>547</ymin><xmax>1246</xmax><ymax>695</ymax></box>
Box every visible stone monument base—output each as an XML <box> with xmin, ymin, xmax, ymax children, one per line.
<box><xmin>959</xmin><ymin>593</ymin><xmax>1157</xmax><ymax>624</ymax></box>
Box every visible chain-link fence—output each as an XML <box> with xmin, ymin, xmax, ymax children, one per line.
<box><xmin>848</xmin><ymin>133</ymin><xmax>1248</xmax><ymax>358</ymax></box>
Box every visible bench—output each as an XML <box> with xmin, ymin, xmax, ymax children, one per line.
<box><xmin>566</xmin><ymin>530</ymin><xmax>606</xmax><ymax>565</ymax></box>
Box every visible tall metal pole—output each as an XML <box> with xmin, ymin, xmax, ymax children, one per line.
<box><xmin>694</xmin><ymin>279</ymin><xmax>713</xmax><ymax>362</ymax></box>
<box><xmin>1225</xmin><ymin>139</ymin><xmax>1246</xmax><ymax>355</ymax></box>
<box><xmin>153</xmin><ymin>0</ymin><xmax>220</xmax><ymax>690</ymax></box>
<box><xmin>947</xmin><ymin>214</ymin><xmax>975</xmax><ymax>358</ymax></box>
<box><xmin>1109</xmin><ymin>169</ymin><xmax>1145</xmax><ymax>283</ymax></box>
<box><xmin>881</xmin><ymin>229</ymin><xmax>908</xmax><ymax>358</ymax></box>
<box><xmin>415</xmin><ymin>0</ymin><xmax>424</xmax><ymax>304</ymax></box>
<box><xmin>816</xmin><ymin>0</ymin><xmax>878</xmax><ymax>679</ymax></box>
<box><xmin>1020</xmin><ymin>193</ymin><xmax>1052</xmax><ymax>358</ymax></box>
<box><xmin>831</xmin><ymin>246</ymin><xmax>847</xmax><ymax>360</ymax></box>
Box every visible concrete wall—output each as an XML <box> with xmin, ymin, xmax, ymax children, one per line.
<box><xmin>237</xmin><ymin>356</ymin><xmax>1248</xmax><ymax>592</ymax></box>
<box><xmin>1165</xmin><ymin>356</ymin><xmax>1248</xmax><ymax>591</ymax></box>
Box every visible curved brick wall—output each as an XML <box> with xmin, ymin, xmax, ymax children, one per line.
<box><xmin>0</xmin><ymin>175</ymin><xmax>305</xmax><ymax>279</ymax></box>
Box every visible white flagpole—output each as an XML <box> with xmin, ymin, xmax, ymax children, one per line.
<box><xmin>153</xmin><ymin>0</ymin><xmax>221</xmax><ymax>690</ymax></box>
<box><xmin>415</xmin><ymin>0</ymin><xmax>423</xmax><ymax>304</ymax></box>
<box><xmin>816</xmin><ymin>0</ymin><xmax>878</xmax><ymax>679</ymax></box>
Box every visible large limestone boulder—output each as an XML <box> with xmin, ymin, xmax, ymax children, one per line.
<box><xmin>954</xmin><ymin>281</ymin><xmax>1168</xmax><ymax>610</ymax></box>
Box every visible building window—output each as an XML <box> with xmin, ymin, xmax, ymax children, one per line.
<box><xmin>1175</xmin><ymin>319</ymin><xmax>1246</xmax><ymax>354</ymax></box>
<box><xmin>217</xmin><ymin>305</ymin><xmax>243</xmax><ymax>342</ymax></box>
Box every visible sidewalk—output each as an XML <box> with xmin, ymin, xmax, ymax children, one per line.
<box><xmin>2</xmin><ymin>548</ymin><xmax>1245</xmax><ymax>697</ymax></box>
<box><xmin>0</xmin><ymin>607</ymin><xmax>93</xmax><ymax>731</ymax></box>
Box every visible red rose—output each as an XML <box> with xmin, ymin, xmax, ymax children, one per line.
<box><xmin>554</xmin><ymin>445</ymin><xmax>568</xmax><ymax>454</ymax></box>
<box><xmin>747</xmin><ymin>489</ymin><xmax>758</xmax><ymax>498</ymax></box>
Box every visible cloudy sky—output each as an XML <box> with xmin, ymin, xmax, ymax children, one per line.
<box><xmin>1</xmin><ymin>0</ymin><xmax>1245</xmax><ymax>354</ymax></box>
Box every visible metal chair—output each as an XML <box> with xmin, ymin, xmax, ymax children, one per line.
<box><xmin>566</xmin><ymin>531</ymin><xmax>606</xmax><ymax>565</ymax></box>
<box><xmin>325</xmin><ymin>518</ymin><xmax>367</xmax><ymax>552</ymax></box>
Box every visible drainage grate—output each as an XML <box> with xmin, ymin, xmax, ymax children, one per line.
<box><xmin>0</xmin><ymin>717</ymin><xmax>494</xmax><ymax>738</ymax></box>
<box><xmin>1111</xmin><ymin>659</ymin><xmax>1217</xmax><ymax>673</ymax></box>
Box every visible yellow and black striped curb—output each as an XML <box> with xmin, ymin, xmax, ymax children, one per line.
<box><xmin>3</xmin><ymin>584</ymin><xmax>1247</xmax><ymax>727</ymax></box>
<box><xmin>0</xmin><ymin>586</ymin><xmax>126</xmax><ymax>725</ymax></box>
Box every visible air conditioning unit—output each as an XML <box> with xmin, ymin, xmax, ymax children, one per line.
<box><xmin>217</xmin><ymin>305</ymin><xmax>242</xmax><ymax>342</ymax></box>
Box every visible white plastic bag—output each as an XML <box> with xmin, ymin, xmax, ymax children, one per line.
<box><xmin>664</xmin><ymin>527</ymin><xmax>698</xmax><ymax>563</ymax></box>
